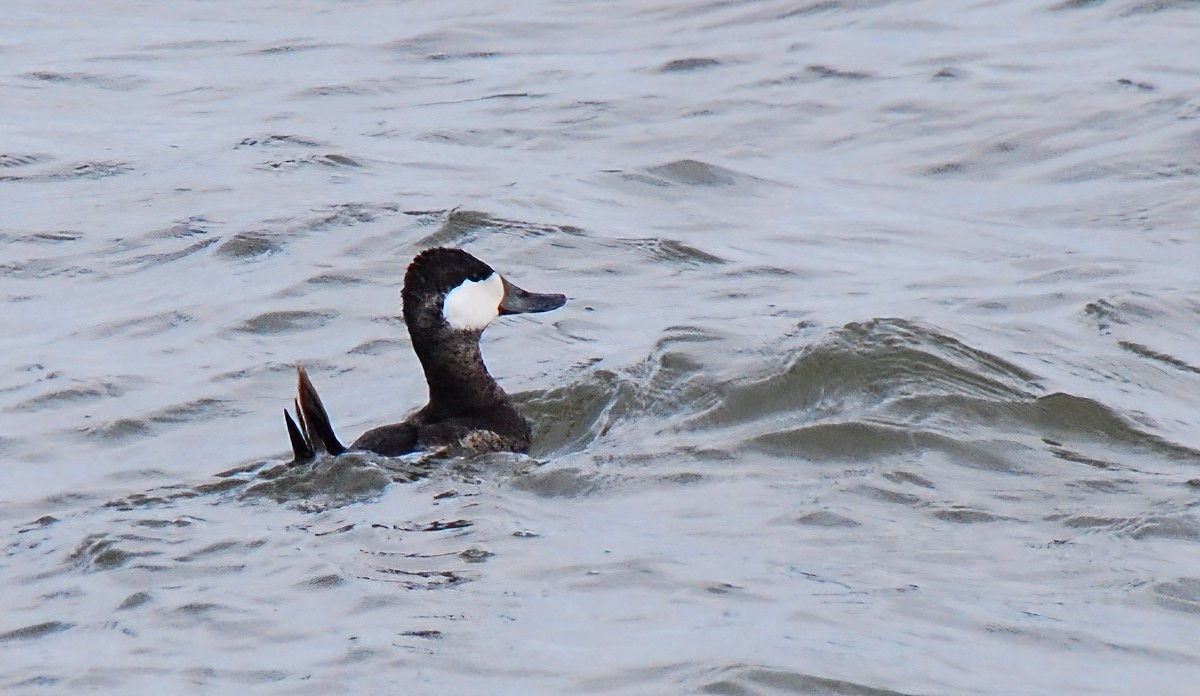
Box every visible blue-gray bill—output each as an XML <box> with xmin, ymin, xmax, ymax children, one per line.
<box><xmin>499</xmin><ymin>276</ymin><xmax>567</xmax><ymax>316</ymax></box>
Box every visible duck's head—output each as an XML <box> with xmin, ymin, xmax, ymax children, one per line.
<box><xmin>402</xmin><ymin>247</ymin><xmax>566</xmax><ymax>335</ymax></box>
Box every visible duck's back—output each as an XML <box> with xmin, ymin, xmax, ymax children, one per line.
<box><xmin>350</xmin><ymin>403</ymin><xmax>531</xmax><ymax>457</ymax></box>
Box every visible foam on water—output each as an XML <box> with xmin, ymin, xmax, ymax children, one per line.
<box><xmin>3</xmin><ymin>0</ymin><xmax>1200</xmax><ymax>693</ymax></box>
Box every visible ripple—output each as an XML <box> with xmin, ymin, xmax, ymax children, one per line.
<box><xmin>230</xmin><ymin>310</ymin><xmax>337</xmax><ymax>335</ymax></box>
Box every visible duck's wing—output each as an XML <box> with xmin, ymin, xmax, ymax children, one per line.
<box><xmin>284</xmin><ymin>366</ymin><xmax>347</xmax><ymax>464</ymax></box>
<box><xmin>350</xmin><ymin>421</ymin><xmax>419</xmax><ymax>457</ymax></box>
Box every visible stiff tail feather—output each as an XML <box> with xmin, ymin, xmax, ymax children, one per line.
<box><xmin>284</xmin><ymin>366</ymin><xmax>347</xmax><ymax>464</ymax></box>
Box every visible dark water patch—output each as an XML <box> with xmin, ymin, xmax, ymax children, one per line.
<box><xmin>300</xmin><ymin>573</ymin><xmax>346</xmax><ymax>589</ymax></box>
<box><xmin>883</xmin><ymin>470</ymin><xmax>935</xmax><ymax>489</ymax></box>
<box><xmin>259</xmin><ymin>153</ymin><xmax>364</xmax><ymax>170</ymax></box>
<box><xmin>17</xmin><ymin>231</ymin><xmax>81</xmax><ymax>243</ymax></box>
<box><xmin>174</xmin><ymin>539</ymin><xmax>265</xmax><ymax>563</ymax></box>
<box><xmin>116</xmin><ymin>592</ymin><xmax>153</xmax><ymax>610</ymax></box>
<box><xmin>749</xmin><ymin>422</ymin><xmax>916</xmax><ymax>461</ymax></box>
<box><xmin>924</xmin><ymin>161</ymin><xmax>967</xmax><ymax>177</ymax></box>
<box><xmin>724</xmin><ymin>265</ymin><xmax>798</xmax><ymax>278</ymax></box>
<box><xmin>795</xmin><ymin>510</ymin><xmax>861</xmax><ymax>527</ymax></box>
<box><xmin>68</xmin><ymin>533</ymin><xmax>159</xmax><ymax>571</ymax></box>
<box><xmin>700</xmin><ymin>665</ymin><xmax>916</xmax><ymax>696</ymax></box>
<box><xmin>426</xmin><ymin>49</ymin><xmax>503</xmax><ymax>61</ymax></box>
<box><xmin>806</xmin><ymin>64</ymin><xmax>873</xmax><ymax>81</ymax></box>
<box><xmin>131</xmin><ymin>518</ymin><xmax>194</xmax><ymax>529</ymax></box>
<box><xmin>933</xmin><ymin>508</ymin><xmax>1011</xmax><ymax>523</ymax></box>
<box><xmin>173</xmin><ymin>602</ymin><xmax>226</xmax><ymax>616</ymax></box>
<box><xmin>0</xmin><ymin>153</ymin><xmax>50</xmax><ymax>168</ymax></box>
<box><xmin>116</xmin><ymin>237</ymin><xmax>217</xmax><ymax>268</ymax></box>
<box><xmin>660</xmin><ymin>57</ymin><xmax>721</xmax><ymax>73</ymax></box>
<box><xmin>88</xmin><ymin>403</ymin><xmax>245</xmax><ymax>446</ymax></box>
<box><xmin>855</xmin><ymin>484</ymin><xmax>925</xmax><ymax>507</ymax></box>
<box><xmin>660</xmin><ymin>470</ymin><xmax>707</xmax><ymax>484</ymax></box>
<box><xmin>401</xmin><ymin>519</ymin><xmax>474</xmax><ymax>532</ymax></box>
<box><xmin>213</xmin><ymin>360</ymin><xmax>330</xmax><ymax>384</ymax></box>
<box><xmin>86</xmin><ymin>310</ymin><xmax>194</xmax><ymax>339</ymax></box>
<box><xmin>1119</xmin><ymin>341</ymin><xmax>1200</xmax><ymax>374</ymax></box>
<box><xmin>638</xmin><ymin>348</ymin><xmax>727</xmax><ymax>417</ymax></box>
<box><xmin>779</xmin><ymin>1</ymin><xmax>876</xmax><ymax>19</ymax></box>
<box><xmin>693</xmin><ymin>319</ymin><xmax>1038</xmax><ymax>430</ymax></box>
<box><xmin>216</xmin><ymin>230</ymin><xmax>282</xmax><ymax>259</ymax></box>
<box><xmin>1067</xmin><ymin>478</ymin><xmax>1136</xmax><ymax>493</ymax></box>
<box><xmin>236</xmin><ymin>134</ymin><xmax>325</xmax><ymax>149</ymax></box>
<box><xmin>0</xmin><ymin>257</ymin><xmax>92</xmax><ymax>279</ymax></box>
<box><xmin>149</xmin><ymin>397</ymin><xmax>245</xmax><ymax>425</ymax></box>
<box><xmin>1032</xmin><ymin>393</ymin><xmax>1200</xmax><ymax>461</ymax></box>
<box><xmin>1116</xmin><ymin>77</ymin><xmax>1155</xmax><ymax>92</ymax></box>
<box><xmin>1046</xmin><ymin>443</ymin><xmax>1117</xmax><ymax>469</ymax></box>
<box><xmin>295</xmin><ymin>79</ymin><xmax>399</xmax><ymax>98</ymax></box>
<box><xmin>195</xmin><ymin>479</ymin><xmax>254</xmax><ymax>498</ymax></box>
<box><xmin>368</xmin><ymin>567</ymin><xmax>468</xmax><ymax>590</ymax></box>
<box><xmin>248</xmin><ymin>42</ymin><xmax>335</xmax><ymax>55</ymax></box>
<box><xmin>1154</xmin><ymin>578</ymin><xmax>1200</xmax><ymax>614</ymax></box>
<box><xmin>1083</xmin><ymin>298</ymin><xmax>1123</xmax><ymax>333</ymax></box>
<box><xmin>295</xmin><ymin>202</ymin><xmax>396</xmax><ymax>233</ymax></box>
<box><xmin>622</xmin><ymin>237</ymin><xmax>726</xmax><ymax>264</ymax></box>
<box><xmin>241</xmin><ymin>453</ymin><xmax>408</xmax><ymax>507</ymax></box>
<box><xmin>111</xmin><ymin>478</ymin><xmax>228</xmax><ymax>512</ymax></box>
<box><xmin>509</xmin><ymin>467</ymin><xmax>601</xmax><ymax>498</ymax></box>
<box><xmin>320</xmin><ymin>153</ymin><xmax>361</xmax><ymax>167</ymax></box>
<box><xmin>413</xmin><ymin>209</ymin><xmax>582</xmax><ymax>248</ymax></box>
<box><xmin>0</xmin><ymin>161</ymin><xmax>131</xmax><ymax>182</ymax></box>
<box><xmin>418</xmin><ymin>92</ymin><xmax>537</xmax><ymax>108</ymax></box>
<box><xmin>617</xmin><ymin>171</ymin><xmax>673</xmax><ymax>187</ymax></box>
<box><xmin>647</xmin><ymin>159</ymin><xmax>737</xmax><ymax>186</ymax></box>
<box><xmin>22</xmin><ymin>71</ymin><xmax>144</xmax><ymax>90</ymax></box>
<box><xmin>156</xmin><ymin>216</ymin><xmax>215</xmax><ymax>239</ymax></box>
<box><xmin>17</xmin><ymin>516</ymin><xmax>59</xmax><ymax>533</ymax></box>
<box><xmin>750</xmin><ymin>424</ymin><xmax>1024</xmax><ymax>472</ymax></box>
<box><xmin>0</xmin><ymin>621</ymin><xmax>73</xmax><ymax>643</ymax></box>
<box><xmin>306</xmin><ymin>272</ymin><xmax>365</xmax><ymax>286</ymax></box>
<box><xmin>458</xmin><ymin>547</ymin><xmax>492</xmax><ymax>561</ymax></box>
<box><xmin>6</xmin><ymin>677</ymin><xmax>62</xmax><ymax>689</ymax></box>
<box><xmin>713</xmin><ymin>344</ymin><xmax>1198</xmax><ymax>463</ymax></box>
<box><xmin>1050</xmin><ymin>512</ymin><xmax>1200</xmax><ymax>542</ymax></box>
<box><xmin>1048</xmin><ymin>513</ymin><xmax>1126</xmax><ymax>530</ymax></box>
<box><xmin>14</xmin><ymin>383</ymin><xmax>123</xmax><ymax>412</ymax></box>
<box><xmin>145</xmin><ymin>38</ymin><xmax>246</xmax><ymax>51</ymax></box>
<box><xmin>349</xmin><ymin>338</ymin><xmax>406</xmax><ymax>355</ymax></box>
<box><xmin>385</xmin><ymin>30</ymin><xmax>472</xmax><ymax>55</ymax></box>
<box><xmin>1051</xmin><ymin>0</ymin><xmax>1106</xmax><ymax>9</ymax></box>
<box><xmin>230</xmin><ymin>310</ymin><xmax>337</xmax><ymax>335</ymax></box>
<box><xmin>1120</xmin><ymin>0</ymin><xmax>1199</xmax><ymax>16</ymax></box>
<box><xmin>1082</xmin><ymin>296</ymin><xmax>1168</xmax><ymax>332</ymax></box>
<box><xmin>86</xmin><ymin>418</ymin><xmax>152</xmax><ymax>441</ymax></box>
<box><xmin>1128</xmin><ymin>515</ymin><xmax>1200</xmax><ymax>542</ymax></box>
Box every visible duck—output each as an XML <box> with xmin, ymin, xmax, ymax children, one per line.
<box><xmin>284</xmin><ymin>247</ymin><xmax>566</xmax><ymax>464</ymax></box>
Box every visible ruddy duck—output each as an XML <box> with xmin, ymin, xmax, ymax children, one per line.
<box><xmin>285</xmin><ymin>247</ymin><xmax>566</xmax><ymax>464</ymax></box>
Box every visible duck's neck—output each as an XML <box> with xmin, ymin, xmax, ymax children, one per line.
<box><xmin>411</xmin><ymin>328</ymin><xmax>509</xmax><ymax>417</ymax></box>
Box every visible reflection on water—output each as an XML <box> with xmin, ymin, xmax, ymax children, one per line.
<box><xmin>3</xmin><ymin>0</ymin><xmax>1200</xmax><ymax>693</ymax></box>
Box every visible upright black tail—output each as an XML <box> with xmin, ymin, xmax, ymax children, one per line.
<box><xmin>284</xmin><ymin>366</ymin><xmax>347</xmax><ymax>464</ymax></box>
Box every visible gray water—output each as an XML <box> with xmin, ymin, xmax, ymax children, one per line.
<box><xmin>3</xmin><ymin>1</ymin><xmax>1200</xmax><ymax>693</ymax></box>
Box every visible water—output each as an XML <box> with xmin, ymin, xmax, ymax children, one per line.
<box><xmin>3</xmin><ymin>0</ymin><xmax>1200</xmax><ymax>693</ymax></box>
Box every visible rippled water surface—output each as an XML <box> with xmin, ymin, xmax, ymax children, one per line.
<box><xmin>4</xmin><ymin>1</ymin><xmax>1200</xmax><ymax>693</ymax></box>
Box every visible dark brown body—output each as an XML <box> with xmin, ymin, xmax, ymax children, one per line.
<box><xmin>284</xmin><ymin>247</ymin><xmax>563</xmax><ymax>464</ymax></box>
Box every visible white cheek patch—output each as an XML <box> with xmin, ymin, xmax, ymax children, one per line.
<box><xmin>442</xmin><ymin>273</ymin><xmax>503</xmax><ymax>330</ymax></box>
